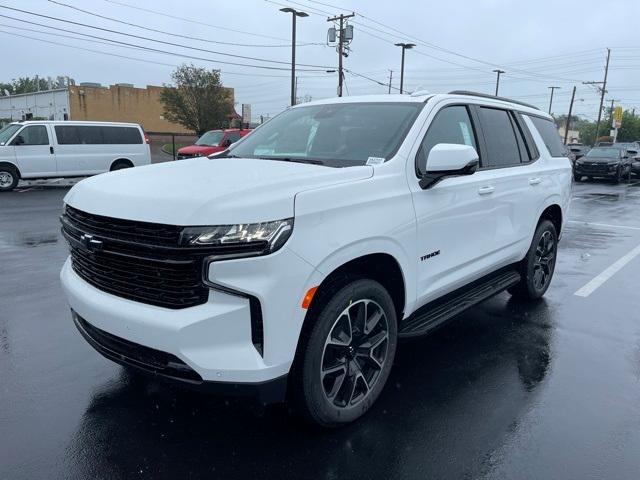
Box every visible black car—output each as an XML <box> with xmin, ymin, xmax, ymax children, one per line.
<box><xmin>613</xmin><ymin>143</ymin><xmax>640</xmax><ymax>176</ymax></box>
<box><xmin>567</xmin><ymin>144</ymin><xmax>589</xmax><ymax>162</ymax></box>
<box><xmin>573</xmin><ymin>146</ymin><xmax>633</xmax><ymax>183</ymax></box>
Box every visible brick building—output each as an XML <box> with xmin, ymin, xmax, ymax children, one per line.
<box><xmin>0</xmin><ymin>83</ymin><xmax>236</xmax><ymax>133</ymax></box>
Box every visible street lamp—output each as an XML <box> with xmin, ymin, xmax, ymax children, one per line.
<box><xmin>280</xmin><ymin>7</ymin><xmax>309</xmax><ymax>106</ymax></box>
<box><xmin>394</xmin><ymin>43</ymin><xmax>415</xmax><ymax>94</ymax></box>
<box><xmin>492</xmin><ymin>69</ymin><xmax>505</xmax><ymax>96</ymax></box>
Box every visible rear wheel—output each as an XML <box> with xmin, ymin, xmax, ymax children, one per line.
<box><xmin>290</xmin><ymin>279</ymin><xmax>397</xmax><ymax>427</ymax></box>
<box><xmin>0</xmin><ymin>165</ymin><xmax>19</xmax><ymax>192</ymax></box>
<box><xmin>509</xmin><ymin>220</ymin><xmax>557</xmax><ymax>300</ymax></box>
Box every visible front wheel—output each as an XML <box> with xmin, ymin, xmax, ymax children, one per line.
<box><xmin>290</xmin><ymin>279</ymin><xmax>398</xmax><ymax>427</ymax></box>
<box><xmin>509</xmin><ymin>220</ymin><xmax>558</xmax><ymax>300</ymax></box>
<box><xmin>0</xmin><ymin>166</ymin><xmax>19</xmax><ymax>192</ymax></box>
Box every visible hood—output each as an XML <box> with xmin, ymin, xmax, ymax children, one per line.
<box><xmin>178</xmin><ymin>145</ymin><xmax>218</xmax><ymax>155</ymax></box>
<box><xmin>64</xmin><ymin>158</ymin><xmax>373</xmax><ymax>225</ymax></box>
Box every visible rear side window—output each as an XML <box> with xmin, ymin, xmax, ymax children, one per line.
<box><xmin>478</xmin><ymin>107</ymin><xmax>521</xmax><ymax>168</ymax></box>
<box><xmin>55</xmin><ymin>125</ymin><xmax>142</xmax><ymax>145</ymax></box>
<box><xmin>416</xmin><ymin>105</ymin><xmax>478</xmax><ymax>175</ymax></box>
<box><xmin>528</xmin><ymin>116</ymin><xmax>566</xmax><ymax>157</ymax></box>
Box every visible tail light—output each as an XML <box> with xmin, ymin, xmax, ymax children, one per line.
<box><xmin>144</xmin><ymin>134</ymin><xmax>150</xmax><ymax>144</ymax></box>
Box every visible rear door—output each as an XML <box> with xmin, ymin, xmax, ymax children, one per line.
<box><xmin>13</xmin><ymin>124</ymin><xmax>56</xmax><ymax>177</ymax></box>
<box><xmin>472</xmin><ymin>106</ymin><xmax>540</xmax><ymax>259</ymax></box>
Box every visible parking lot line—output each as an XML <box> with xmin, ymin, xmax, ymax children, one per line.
<box><xmin>568</xmin><ymin>220</ymin><xmax>640</xmax><ymax>231</ymax></box>
<box><xmin>574</xmin><ymin>243</ymin><xmax>640</xmax><ymax>297</ymax></box>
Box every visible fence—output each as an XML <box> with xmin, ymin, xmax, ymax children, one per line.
<box><xmin>147</xmin><ymin>131</ymin><xmax>198</xmax><ymax>163</ymax></box>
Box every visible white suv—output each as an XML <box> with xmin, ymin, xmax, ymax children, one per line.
<box><xmin>60</xmin><ymin>91</ymin><xmax>571</xmax><ymax>426</ymax></box>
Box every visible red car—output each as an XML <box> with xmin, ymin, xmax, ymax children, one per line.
<box><xmin>176</xmin><ymin>128</ymin><xmax>251</xmax><ymax>159</ymax></box>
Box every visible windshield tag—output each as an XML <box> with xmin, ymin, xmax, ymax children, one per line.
<box><xmin>366</xmin><ymin>157</ymin><xmax>385</xmax><ymax>166</ymax></box>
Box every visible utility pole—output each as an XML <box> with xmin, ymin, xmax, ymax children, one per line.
<box><xmin>564</xmin><ymin>85</ymin><xmax>577</xmax><ymax>144</ymax></box>
<box><xmin>493</xmin><ymin>69</ymin><xmax>505</xmax><ymax>96</ymax></box>
<box><xmin>388</xmin><ymin>70</ymin><xmax>393</xmax><ymax>94</ymax></box>
<box><xmin>280</xmin><ymin>7</ymin><xmax>308</xmax><ymax>106</ymax></box>
<box><xmin>395</xmin><ymin>43</ymin><xmax>416</xmax><ymax>94</ymax></box>
<box><xmin>548</xmin><ymin>86</ymin><xmax>561</xmax><ymax>114</ymax></box>
<box><xmin>327</xmin><ymin>13</ymin><xmax>355</xmax><ymax>97</ymax></box>
<box><xmin>593</xmin><ymin>48</ymin><xmax>611</xmax><ymax>142</ymax></box>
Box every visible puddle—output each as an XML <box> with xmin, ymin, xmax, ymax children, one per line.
<box><xmin>0</xmin><ymin>232</ymin><xmax>59</xmax><ymax>248</ymax></box>
<box><xmin>573</xmin><ymin>192</ymin><xmax>621</xmax><ymax>201</ymax></box>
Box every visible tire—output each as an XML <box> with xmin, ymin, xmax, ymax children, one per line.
<box><xmin>110</xmin><ymin>160</ymin><xmax>133</xmax><ymax>171</ymax></box>
<box><xmin>0</xmin><ymin>165</ymin><xmax>19</xmax><ymax>192</ymax></box>
<box><xmin>613</xmin><ymin>168</ymin><xmax>621</xmax><ymax>184</ymax></box>
<box><xmin>508</xmin><ymin>219</ymin><xmax>558</xmax><ymax>300</ymax></box>
<box><xmin>290</xmin><ymin>279</ymin><xmax>398</xmax><ymax>427</ymax></box>
<box><xmin>573</xmin><ymin>173</ymin><xmax>581</xmax><ymax>182</ymax></box>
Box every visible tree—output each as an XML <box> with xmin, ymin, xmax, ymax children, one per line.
<box><xmin>160</xmin><ymin>65</ymin><xmax>233</xmax><ymax>134</ymax></box>
<box><xmin>0</xmin><ymin>75</ymin><xmax>72</xmax><ymax>96</ymax></box>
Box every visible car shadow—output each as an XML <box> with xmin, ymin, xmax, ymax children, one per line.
<box><xmin>64</xmin><ymin>295</ymin><xmax>553</xmax><ymax>479</ymax></box>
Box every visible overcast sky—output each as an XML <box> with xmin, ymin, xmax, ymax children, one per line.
<box><xmin>2</xmin><ymin>0</ymin><xmax>640</xmax><ymax>122</ymax></box>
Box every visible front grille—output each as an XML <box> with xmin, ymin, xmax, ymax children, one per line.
<box><xmin>74</xmin><ymin>314</ymin><xmax>202</xmax><ymax>382</ymax></box>
<box><xmin>579</xmin><ymin>163</ymin><xmax>609</xmax><ymax>173</ymax></box>
<box><xmin>62</xmin><ymin>206</ymin><xmax>210</xmax><ymax>309</ymax></box>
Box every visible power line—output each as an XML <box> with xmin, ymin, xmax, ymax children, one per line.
<box><xmin>0</xmin><ymin>6</ymin><xmax>332</xmax><ymax>69</ymax></box>
<box><xmin>0</xmin><ymin>13</ymin><xmax>328</xmax><ymax>72</ymax></box>
<box><xmin>47</xmin><ymin>0</ymin><xmax>321</xmax><ymax>48</ymax></box>
<box><xmin>102</xmin><ymin>0</ymin><xmax>290</xmax><ymax>41</ymax></box>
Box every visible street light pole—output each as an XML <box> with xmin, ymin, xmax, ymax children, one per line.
<box><xmin>493</xmin><ymin>69</ymin><xmax>505</xmax><ymax>96</ymax></box>
<box><xmin>395</xmin><ymin>43</ymin><xmax>415</xmax><ymax>94</ymax></box>
<box><xmin>280</xmin><ymin>7</ymin><xmax>308</xmax><ymax>106</ymax></box>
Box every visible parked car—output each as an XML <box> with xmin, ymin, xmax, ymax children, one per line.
<box><xmin>564</xmin><ymin>145</ymin><xmax>576</xmax><ymax>163</ymax></box>
<box><xmin>176</xmin><ymin>128</ymin><xmax>251</xmax><ymax>159</ymax></box>
<box><xmin>566</xmin><ymin>143</ymin><xmax>589</xmax><ymax>161</ymax></box>
<box><xmin>60</xmin><ymin>91</ymin><xmax>571</xmax><ymax>426</ymax></box>
<box><xmin>0</xmin><ymin>121</ymin><xmax>151</xmax><ymax>192</ymax></box>
<box><xmin>573</xmin><ymin>146</ymin><xmax>633</xmax><ymax>183</ymax></box>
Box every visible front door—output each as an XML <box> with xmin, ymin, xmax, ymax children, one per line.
<box><xmin>409</xmin><ymin>103</ymin><xmax>500</xmax><ymax>306</ymax></box>
<box><xmin>13</xmin><ymin>125</ymin><xmax>55</xmax><ymax>177</ymax></box>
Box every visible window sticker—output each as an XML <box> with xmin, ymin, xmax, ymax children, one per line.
<box><xmin>366</xmin><ymin>156</ymin><xmax>386</xmax><ymax>165</ymax></box>
<box><xmin>459</xmin><ymin>122</ymin><xmax>473</xmax><ymax>146</ymax></box>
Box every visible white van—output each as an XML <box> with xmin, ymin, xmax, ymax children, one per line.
<box><xmin>0</xmin><ymin>121</ymin><xmax>151</xmax><ymax>192</ymax></box>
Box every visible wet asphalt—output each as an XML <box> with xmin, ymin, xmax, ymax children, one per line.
<box><xmin>1</xmin><ymin>179</ymin><xmax>640</xmax><ymax>480</ymax></box>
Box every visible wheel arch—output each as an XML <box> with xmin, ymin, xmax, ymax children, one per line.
<box><xmin>0</xmin><ymin>161</ymin><xmax>21</xmax><ymax>178</ymax></box>
<box><xmin>110</xmin><ymin>158</ymin><xmax>134</xmax><ymax>170</ymax></box>
<box><xmin>538</xmin><ymin>203</ymin><xmax>562</xmax><ymax>237</ymax></box>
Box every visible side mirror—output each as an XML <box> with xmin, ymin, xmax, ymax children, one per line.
<box><xmin>12</xmin><ymin>135</ymin><xmax>25</xmax><ymax>146</ymax></box>
<box><xmin>419</xmin><ymin>143</ymin><xmax>479</xmax><ymax>190</ymax></box>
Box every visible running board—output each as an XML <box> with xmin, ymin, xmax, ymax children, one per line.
<box><xmin>399</xmin><ymin>270</ymin><xmax>521</xmax><ymax>337</ymax></box>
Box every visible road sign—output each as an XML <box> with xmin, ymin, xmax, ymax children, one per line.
<box><xmin>241</xmin><ymin>104</ymin><xmax>251</xmax><ymax>125</ymax></box>
<box><xmin>613</xmin><ymin>105</ymin><xmax>623</xmax><ymax>129</ymax></box>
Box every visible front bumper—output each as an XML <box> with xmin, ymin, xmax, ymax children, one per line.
<box><xmin>61</xmin><ymin>246</ymin><xmax>321</xmax><ymax>389</ymax></box>
<box><xmin>574</xmin><ymin>165</ymin><xmax>617</xmax><ymax>177</ymax></box>
<box><xmin>72</xmin><ymin>311</ymin><xmax>287</xmax><ymax>403</ymax></box>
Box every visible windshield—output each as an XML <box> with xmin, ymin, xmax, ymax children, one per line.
<box><xmin>229</xmin><ymin>102</ymin><xmax>424</xmax><ymax>167</ymax></box>
<box><xmin>586</xmin><ymin>147</ymin><xmax>620</xmax><ymax>158</ymax></box>
<box><xmin>195</xmin><ymin>131</ymin><xmax>224</xmax><ymax>146</ymax></box>
<box><xmin>0</xmin><ymin>124</ymin><xmax>21</xmax><ymax>145</ymax></box>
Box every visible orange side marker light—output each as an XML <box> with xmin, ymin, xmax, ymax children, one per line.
<box><xmin>301</xmin><ymin>286</ymin><xmax>318</xmax><ymax>309</ymax></box>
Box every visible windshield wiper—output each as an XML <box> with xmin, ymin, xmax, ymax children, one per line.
<box><xmin>256</xmin><ymin>156</ymin><xmax>324</xmax><ymax>165</ymax></box>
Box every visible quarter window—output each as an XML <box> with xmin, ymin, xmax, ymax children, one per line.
<box><xmin>528</xmin><ymin>116</ymin><xmax>566</xmax><ymax>157</ymax></box>
<box><xmin>16</xmin><ymin>125</ymin><xmax>49</xmax><ymax>146</ymax></box>
<box><xmin>478</xmin><ymin>107</ymin><xmax>521</xmax><ymax>168</ymax></box>
<box><xmin>416</xmin><ymin>105</ymin><xmax>477</xmax><ymax>175</ymax></box>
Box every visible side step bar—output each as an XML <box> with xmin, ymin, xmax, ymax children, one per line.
<box><xmin>399</xmin><ymin>270</ymin><xmax>521</xmax><ymax>337</ymax></box>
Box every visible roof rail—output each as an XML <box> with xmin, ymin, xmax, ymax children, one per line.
<box><xmin>447</xmin><ymin>90</ymin><xmax>540</xmax><ymax>111</ymax></box>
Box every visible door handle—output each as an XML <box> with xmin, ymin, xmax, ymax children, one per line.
<box><xmin>529</xmin><ymin>177</ymin><xmax>542</xmax><ymax>185</ymax></box>
<box><xmin>49</xmin><ymin>146</ymin><xmax>54</xmax><ymax>154</ymax></box>
<box><xmin>478</xmin><ymin>185</ymin><xmax>495</xmax><ymax>195</ymax></box>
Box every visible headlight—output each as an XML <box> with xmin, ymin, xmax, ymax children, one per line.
<box><xmin>180</xmin><ymin>218</ymin><xmax>293</xmax><ymax>257</ymax></box>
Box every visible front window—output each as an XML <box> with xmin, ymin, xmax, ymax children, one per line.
<box><xmin>0</xmin><ymin>124</ymin><xmax>22</xmax><ymax>145</ymax></box>
<box><xmin>586</xmin><ymin>148</ymin><xmax>620</xmax><ymax>159</ymax></box>
<box><xmin>229</xmin><ymin>102</ymin><xmax>424</xmax><ymax>167</ymax></box>
<box><xmin>196</xmin><ymin>131</ymin><xmax>224</xmax><ymax>146</ymax></box>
